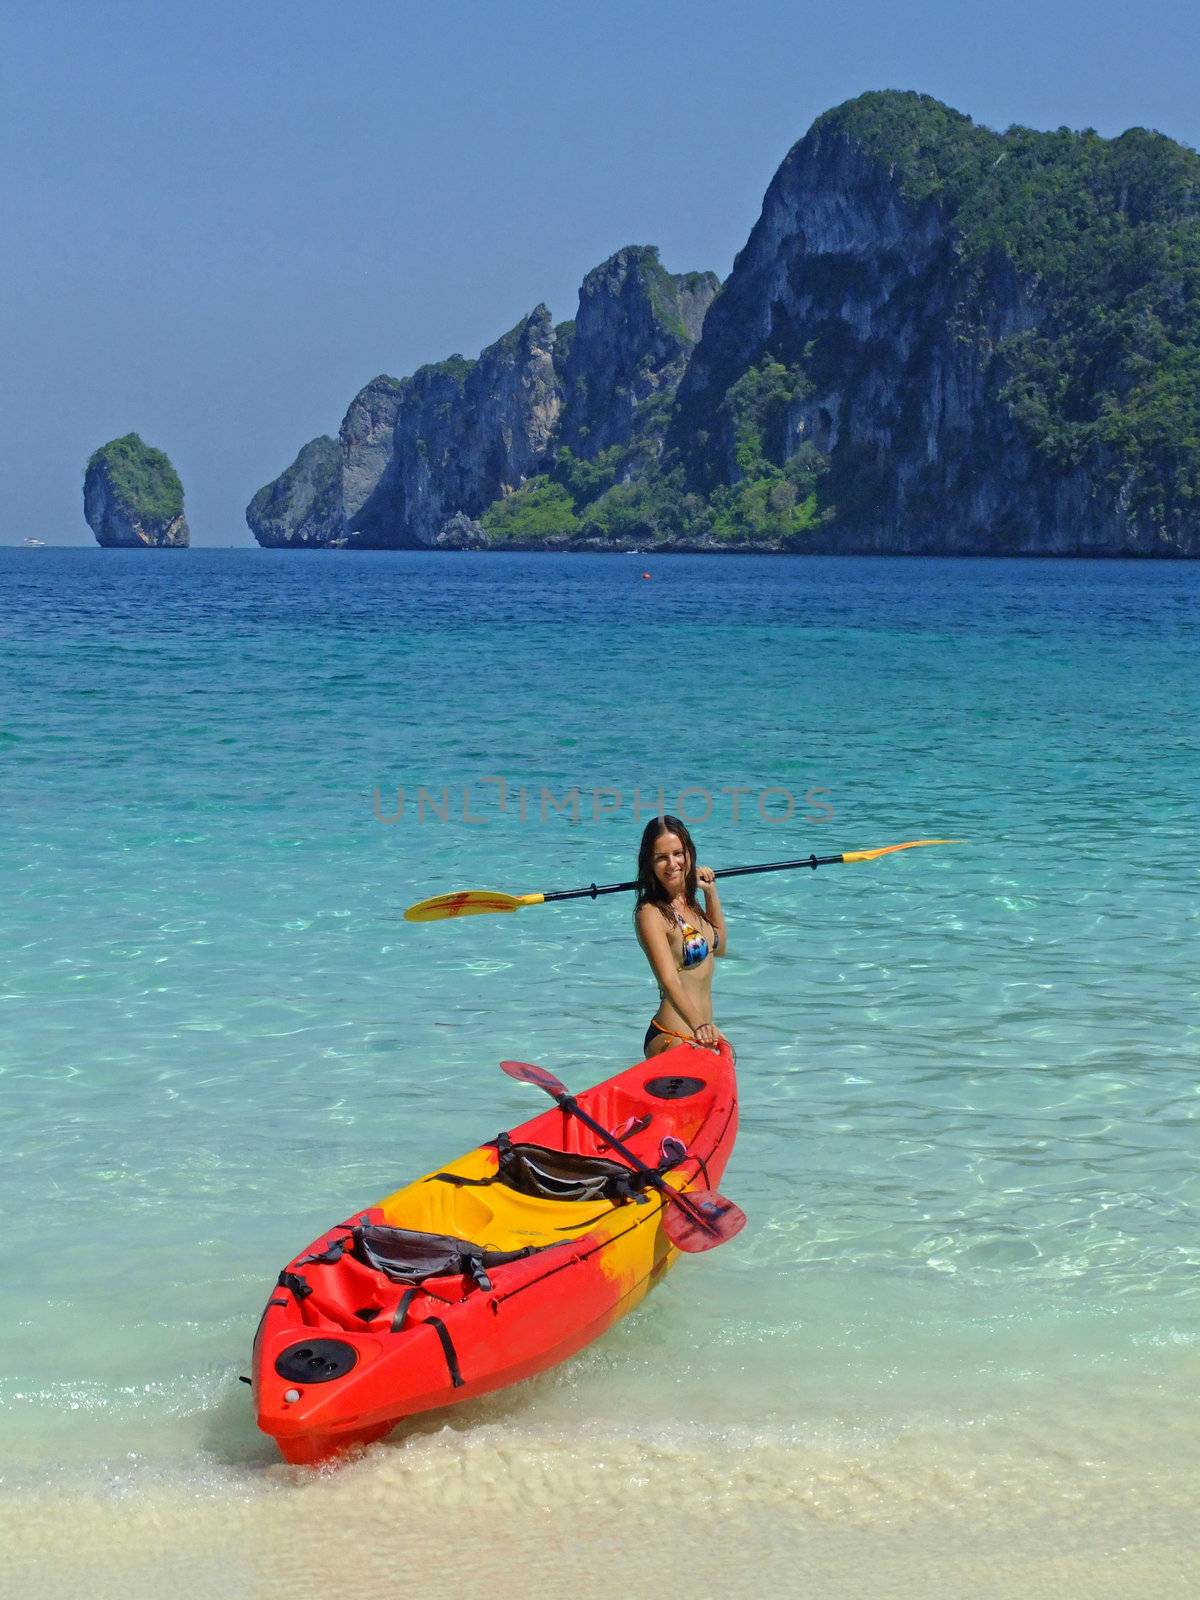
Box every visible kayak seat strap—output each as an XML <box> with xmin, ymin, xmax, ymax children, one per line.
<box><xmin>391</xmin><ymin>1286</ymin><xmax>419</xmax><ymax>1332</ymax></box>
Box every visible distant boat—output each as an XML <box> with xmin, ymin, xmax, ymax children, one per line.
<box><xmin>22</xmin><ymin>538</ymin><xmax>45</xmax><ymax>548</ymax></box>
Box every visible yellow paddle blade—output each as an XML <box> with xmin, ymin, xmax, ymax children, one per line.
<box><xmin>403</xmin><ymin>890</ymin><xmax>545</xmax><ymax>923</ymax></box>
<box><xmin>841</xmin><ymin>838</ymin><xmax>964</xmax><ymax>864</ymax></box>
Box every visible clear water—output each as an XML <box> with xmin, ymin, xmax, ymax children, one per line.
<box><xmin>1</xmin><ymin>549</ymin><xmax>1197</xmax><ymax>1596</ymax></box>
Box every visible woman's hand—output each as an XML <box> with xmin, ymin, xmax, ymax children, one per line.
<box><xmin>694</xmin><ymin>1021</ymin><xmax>725</xmax><ymax>1050</ymax></box>
<box><xmin>697</xmin><ymin>865</ymin><xmax>717</xmax><ymax>892</ymax></box>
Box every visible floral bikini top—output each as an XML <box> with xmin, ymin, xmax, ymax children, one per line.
<box><xmin>667</xmin><ymin>906</ymin><xmax>718</xmax><ymax>969</ymax></box>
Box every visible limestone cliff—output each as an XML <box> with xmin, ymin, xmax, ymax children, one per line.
<box><xmin>246</xmin><ymin>436</ymin><xmax>344</xmax><ymax>547</ymax></box>
<box><xmin>557</xmin><ymin>246</ymin><xmax>718</xmax><ymax>459</ymax></box>
<box><xmin>673</xmin><ymin>93</ymin><xmax>1200</xmax><ymax>554</ymax></box>
<box><xmin>344</xmin><ymin>308</ymin><xmax>561</xmax><ymax>548</ymax></box>
<box><xmin>84</xmin><ymin>434</ymin><xmax>189</xmax><ymax>547</ymax></box>
<box><xmin>248</xmin><ymin>92</ymin><xmax>1200</xmax><ymax>554</ymax></box>
<box><xmin>247</xmin><ymin>247</ymin><xmax>716</xmax><ymax>549</ymax></box>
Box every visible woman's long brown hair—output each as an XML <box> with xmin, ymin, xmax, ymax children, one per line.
<box><xmin>635</xmin><ymin>814</ymin><xmax>699</xmax><ymax>910</ymax></box>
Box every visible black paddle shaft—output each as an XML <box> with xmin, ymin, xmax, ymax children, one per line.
<box><xmin>555</xmin><ymin>1094</ymin><xmax>717</xmax><ymax>1235</ymax></box>
<box><xmin>541</xmin><ymin>853</ymin><xmax>846</xmax><ymax>906</ymax></box>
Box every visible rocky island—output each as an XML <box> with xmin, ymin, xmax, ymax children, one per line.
<box><xmin>249</xmin><ymin>92</ymin><xmax>1200</xmax><ymax>556</ymax></box>
<box><xmin>84</xmin><ymin>435</ymin><xmax>189</xmax><ymax>547</ymax></box>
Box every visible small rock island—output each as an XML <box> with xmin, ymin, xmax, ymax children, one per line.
<box><xmin>84</xmin><ymin>434</ymin><xmax>190</xmax><ymax>547</ymax></box>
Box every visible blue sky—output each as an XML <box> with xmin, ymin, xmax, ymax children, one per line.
<box><xmin>5</xmin><ymin>0</ymin><xmax>1200</xmax><ymax>545</ymax></box>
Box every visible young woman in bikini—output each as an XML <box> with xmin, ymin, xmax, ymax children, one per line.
<box><xmin>634</xmin><ymin>814</ymin><xmax>730</xmax><ymax>1058</ymax></box>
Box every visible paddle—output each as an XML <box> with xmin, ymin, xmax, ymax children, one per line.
<box><xmin>499</xmin><ymin>1058</ymin><xmax>746</xmax><ymax>1253</ymax></box>
<box><xmin>405</xmin><ymin>838</ymin><xmax>960</xmax><ymax>922</ymax></box>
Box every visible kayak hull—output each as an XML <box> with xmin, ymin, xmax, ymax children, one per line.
<box><xmin>252</xmin><ymin>1041</ymin><xmax>738</xmax><ymax>1464</ymax></box>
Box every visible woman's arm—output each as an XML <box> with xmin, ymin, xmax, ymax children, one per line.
<box><xmin>635</xmin><ymin>905</ymin><xmax>710</xmax><ymax>1033</ymax></box>
<box><xmin>696</xmin><ymin>866</ymin><xmax>728</xmax><ymax>957</ymax></box>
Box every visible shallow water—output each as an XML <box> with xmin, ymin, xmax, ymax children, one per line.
<box><xmin>1</xmin><ymin>548</ymin><xmax>1197</xmax><ymax>1595</ymax></box>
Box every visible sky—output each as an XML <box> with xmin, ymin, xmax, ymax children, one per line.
<box><xmin>5</xmin><ymin>0</ymin><xmax>1200</xmax><ymax>546</ymax></box>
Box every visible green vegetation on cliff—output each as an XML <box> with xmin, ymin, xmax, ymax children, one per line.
<box><xmin>641</xmin><ymin>249</ymin><xmax>694</xmax><ymax>344</ymax></box>
<box><xmin>699</xmin><ymin>358</ymin><xmax>829</xmax><ymax>541</ymax></box>
<box><xmin>480</xmin><ymin>479</ymin><xmax>578</xmax><ymax>541</ymax></box>
<box><xmin>577</xmin><ymin>468</ymin><xmax>714</xmax><ymax>543</ymax></box>
<box><xmin>421</xmin><ymin>354</ymin><xmax>473</xmax><ymax>384</ymax></box>
<box><xmin>477</xmin><ymin>381</ymin><xmax>828</xmax><ymax>548</ymax></box>
<box><xmin>476</xmin><ymin>356</ymin><xmax>832</xmax><ymax>547</ymax></box>
<box><xmin>87</xmin><ymin>434</ymin><xmax>184</xmax><ymax>525</ymax></box>
<box><xmin>553</xmin><ymin>445</ymin><xmax>624</xmax><ymax>503</ymax></box>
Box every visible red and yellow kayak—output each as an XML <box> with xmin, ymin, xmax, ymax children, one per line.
<box><xmin>252</xmin><ymin>1040</ymin><xmax>738</xmax><ymax>1464</ymax></box>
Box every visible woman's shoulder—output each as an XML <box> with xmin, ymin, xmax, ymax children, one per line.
<box><xmin>635</xmin><ymin>899</ymin><xmax>673</xmax><ymax>931</ymax></box>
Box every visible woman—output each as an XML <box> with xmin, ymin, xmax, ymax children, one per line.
<box><xmin>634</xmin><ymin>815</ymin><xmax>729</xmax><ymax>1058</ymax></box>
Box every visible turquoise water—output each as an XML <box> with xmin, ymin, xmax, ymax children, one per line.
<box><xmin>1</xmin><ymin>549</ymin><xmax>1197</xmax><ymax>1595</ymax></box>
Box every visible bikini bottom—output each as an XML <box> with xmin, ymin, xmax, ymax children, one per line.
<box><xmin>644</xmin><ymin>1018</ymin><xmax>691</xmax><ymax>1055</ymax></box>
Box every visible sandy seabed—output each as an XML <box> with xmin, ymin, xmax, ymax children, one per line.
<box><xmin>2</xmin><ymin>1419</ymin><xmax>1196</xmax><ymax>1600</ymax></box>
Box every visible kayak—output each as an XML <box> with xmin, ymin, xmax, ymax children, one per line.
<box><xmin>252</xmin><ymin>1039</ymin><xmax>738</xmax><ymax>1465</ymax></box>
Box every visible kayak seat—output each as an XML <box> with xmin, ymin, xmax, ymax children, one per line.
<box><xmin>435</xmin><ymin>1131</ymin><xmax>653</xmax><ymax>1204</ymax></box>
<box><xmin>374</xmin><ymin>1135</ymin><xmax>685</xmax><ymax>1255</ymax></box>
<box><xmin>283</xmin><ymin>1213</ymin><xmax>568</xmax><ymax>1329</ymax></box>
<box><xmin>352</xmin><ymin>1221</ymin><xmax>553</xmax><ymax>1293</ymax></box>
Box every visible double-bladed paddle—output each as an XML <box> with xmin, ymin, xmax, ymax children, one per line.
<box><xmin>405</xmin><ymin>838</ymin><xmax>959</xmax><ymax>922</ymax></box>
<box><xmin>499</xmin><ymin>1058</ymin><xmax>745</xmax><ymax>1253</ymax></box>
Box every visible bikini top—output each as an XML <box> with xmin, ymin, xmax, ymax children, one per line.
<box><xmin>667</xmin><ymin>906</ymin><xmax>718</xmax><ymax>969</ymax></box>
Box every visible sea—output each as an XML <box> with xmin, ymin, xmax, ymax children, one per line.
<box><xmin>1</xmin><ymin>547</ymin><xmax>1197</xmax><ymax>1598</ymax></box>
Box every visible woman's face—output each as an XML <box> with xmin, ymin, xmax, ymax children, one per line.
<box><xmin>652</xmin><ymin>832</ymin><xmax>689</xmax><ymax>896</ymax></box>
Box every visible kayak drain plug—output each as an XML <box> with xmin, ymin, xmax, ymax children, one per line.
<box><xmin>275</xmin><ymin>1339</ymin><xmax>359</xmax><ymax>1384</ymax></box>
